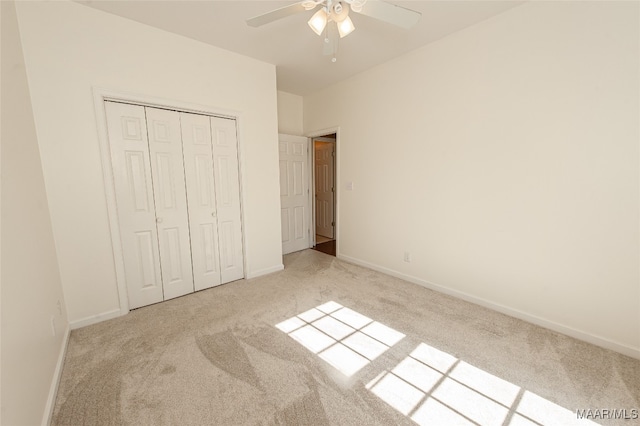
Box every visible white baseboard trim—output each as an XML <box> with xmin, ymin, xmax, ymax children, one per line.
<box><xmin>42</xmin><ymin>325</ymin><xmax>70</xmax><ymax>426</ymax></box>
<box><xmin>338</xmin><ymin>254</ymin><xmax>640</xmax><ymax>360</ymax></box>
<box><xmin>69</xmin><ymin>308</ymin><xmax>124</xmax><ymax>330</ymax></box>
<box><xmin>246</xmin><ymin>263</ymin><xmax>284</xmax><ymax>279</ymax></box>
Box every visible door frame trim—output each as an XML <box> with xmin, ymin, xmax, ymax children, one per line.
<box><xmin>306</xmin><ymin>127</ymin><xmax>340</xmax><ymax>256</ymax></box>
<box><xmin>92</xmin><ymin>87</ymin><xmax>247</xmax><ymax>316</ymax></box>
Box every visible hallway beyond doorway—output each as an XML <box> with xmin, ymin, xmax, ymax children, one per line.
<box><xmin>313</xmin><ymin>240</ymin><xmax>335</xmax><ymax>256</ymax></box>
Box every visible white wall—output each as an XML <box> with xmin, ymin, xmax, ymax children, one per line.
<box><xmin>1</xmin><ymin>1</ymin><xmax>69</xmax><ymax>423</ymax></box>
<box><xmin>277</xmin><ymin>90</ymin><xmax>304</xmax><ymax>135</ymax></box>
<box><xmin>15</xmin><ymin>1</ymin><xmax>283</xmax><ymax>325</ymax></box>
<box><xmin>304</xmin><ymin>1</ymin><xmax>640</xmax><ymax>356</ymax></box>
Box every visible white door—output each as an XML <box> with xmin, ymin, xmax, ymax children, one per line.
<box><xmin>145</xmin><ymin>107</ymin><xmax>194</xmax><ymax>300</ymax></box>
<box><xmin>210</xmin><ymin>116</ymin><xmax>244</xmax><ymax>283</ymax></box>
<box><xmin>279</xmin><ymin>134</ymin><xmax>310</xmax><ymax>254</ymax></box>
<box><xmin>105</xmin><ymin>102</ymin><xmax>164</xmax><ymax>309</ymax></box>
<box><xmin>180</xmin><ymin>112</ymin><xmax>222</xmax><ymax>291</ymax></box>
<box><xmin>315</xmin><ymin>141</ymin><xmax>335</xmax><ymax>239</ymax></box>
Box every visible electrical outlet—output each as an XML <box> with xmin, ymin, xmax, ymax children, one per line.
<box><xmin>404</xmin><ymin>252</ymin><xmax>411</xmax><ymax>263</ymax></box>
<box><xmin>50</xmin><ymin>316</ymin><xmax>57</xmax><ymax>337</ymax></box>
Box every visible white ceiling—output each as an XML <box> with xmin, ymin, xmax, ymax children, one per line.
<box><xmin>77</xmin><ymin>0</ymin><xmax>524</xmax><ymax>95</ymax></box>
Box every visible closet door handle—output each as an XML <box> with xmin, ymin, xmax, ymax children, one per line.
<box><xmin>156</xmin><ymin>217</ymin><xmax>163</xmax><ymax>223</ymax></box>
<box><xmin>211</xmin><ymin>212</ymin><xmax>217</xmax><ymax>218</ymax></box>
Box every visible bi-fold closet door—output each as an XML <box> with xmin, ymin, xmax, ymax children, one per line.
<box><xmin>105</xmin><ymin>101</ymin><xmax>244</xmax><ymax>309</ymax></box>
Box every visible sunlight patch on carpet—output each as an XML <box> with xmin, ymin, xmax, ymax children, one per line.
<box><xmin>275</xmin><ymin>301</ymin><xmax>405</xmax><ymax>377</ymax></box>
<box><xmin>365</xmin><ymin>341</ymin><xmax>601</xmax><ymax>426</ymax></box>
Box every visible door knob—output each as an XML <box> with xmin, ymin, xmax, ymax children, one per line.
<box><xmin>211</xmin><ymin>211</ymin><xmax>217</xmax><ymax>218</ymax></box>
<box><xmin>156</xmin><ymin>217</ymin><xmax>163</xmax><ymax>223</ymax></box>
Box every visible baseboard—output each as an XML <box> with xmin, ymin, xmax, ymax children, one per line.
<box><xmin>338</xmin><ymin>254</ymin><xmax>640</xmax><ymax>360</ymax></box>
<box><xmin>42</xmin><ymin>325</ymin><xmax>70</xmax><ymax>426</ymax></box>
<box><xmin>69</xmin><ymin>265</ymin><xmax>287</xmax><ymax>328</ymax></box>
<box><xmin>69</xmin><ymin>308</ymin><xmax>123</xmax><ymax>330</ymax></box>
<box><xmin>246</xmin><ymin>263</ymin><xmax>284</xmax><ymax>279</ymax></box>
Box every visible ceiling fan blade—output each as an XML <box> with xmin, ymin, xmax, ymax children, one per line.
<box><xmin>246</xmin><ymin>2</ymin><xmax>315</xmax><ymax>28</ymax></box>
<box><xmin>355</xmin><ymin>0</ymin><xmax>421</xmax><ymax>29</ymax></box>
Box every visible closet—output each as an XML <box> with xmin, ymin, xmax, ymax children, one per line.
<box><xmin>105</xmin><ymin>101</ymin><xmax>244</xmax><ymax>309</ymax></box>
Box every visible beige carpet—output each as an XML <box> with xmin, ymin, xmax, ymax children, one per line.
<box><xmin>52</xmin><ymin>250</ymin><xmax>639</xmax><ymax>425</ymax></box>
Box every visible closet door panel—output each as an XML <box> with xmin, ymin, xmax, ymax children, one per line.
<box><xmin>180</xmin><ymin>112</ymin><xmax>221</xmax><ymax>291</ymax></box>
<box><xmin>146</xmin><ymin>107</ymin><xmax>194</xmax><ymax>300</ymax></box>
<box><xmin>211</xmin><ymin>117</ymin><xmax>244</xmax><ymax>283</ymax></box>
<box><xmin>105</xmin><ymin>101</ymin><xmax>163</xmax><ymax>309</ymax></box>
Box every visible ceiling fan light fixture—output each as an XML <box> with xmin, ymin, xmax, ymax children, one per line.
<box><xmin>308</xmin><ymin>8</ymin><xmax>328</xmax><ymax>36</ymax></box>
<box><xmin>337</xmin><ymin>15</ymin><xmax>355</xmax><ymax>37</ymax></box>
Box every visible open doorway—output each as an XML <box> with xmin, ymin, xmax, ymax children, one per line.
<box><xmin>312</xmin><ymin>134</ymin><xmax>336</xmax><ymax>256</ymax></box>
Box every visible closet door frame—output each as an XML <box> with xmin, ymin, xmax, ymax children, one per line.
<box><xmin>93</xmin><ymin>88</ymin><xmax>247</xmax><ymax>318</ymax></box>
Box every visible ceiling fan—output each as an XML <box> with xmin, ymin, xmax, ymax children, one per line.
<box><xmin>246</xmin><ymin>0</ymin><xmax>421</xmax><ymax>62</ymax></box>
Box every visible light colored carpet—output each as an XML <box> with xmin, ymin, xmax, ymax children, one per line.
<box><xmin>52</xmin><ymin>250</ymin><xmax>639</xmax><ymax>425</ymax></box>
